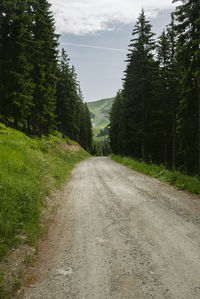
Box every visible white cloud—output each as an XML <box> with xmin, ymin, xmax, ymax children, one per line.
<box><xmin>49</xmin><ymin>0</ymin><xmax>175</xmax><ymax>35</ymax></box>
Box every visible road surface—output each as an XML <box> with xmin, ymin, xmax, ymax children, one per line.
<box><xmin>23</xmin><ymin>157</ymin><xmax>200</xmax><ymax>299</ymax></box>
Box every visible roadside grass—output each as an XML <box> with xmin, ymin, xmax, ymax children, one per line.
<box><xmin>111</xmin><ymin>155</ymin><xmax>200</xmax><ymax>195</ymax></box>
<box><xmin>0</xmin><ymin>123</ymin><xmax>90</xmax><ymax>262</ymax></box>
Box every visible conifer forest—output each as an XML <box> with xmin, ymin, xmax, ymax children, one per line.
<box><xmin>0</xmin><ymin>0</ymin><xmax>200</xmax><ymax>174</ymax></box>
<box><xmin>109</xmin><ymin>0</ymin><xmax>200</xmax><ymax>176</ymax></box>
<box><xmin>0</xmin><ymin>0</ymin><xmax>93</xmax><ymax>153</ymax></box>
<box><xmin>1</xmin><ymin>2</ymin><xmax>200</xmax><ymax>296</ymax></box>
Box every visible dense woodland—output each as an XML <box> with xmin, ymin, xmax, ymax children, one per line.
<box><xmin>110</xmin><ymin>0</ymin><xmax>200</xmax><ymax>176</ymax></box>
<box><xmin>0</xmin><ymin>0</ymin><xmax>93</xmax><ymax>153</ymax></box>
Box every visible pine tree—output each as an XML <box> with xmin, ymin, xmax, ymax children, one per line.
<box><xmin>56</xmin><ymin>49</ymin><xmax>81</xmax><ymax>140</ymax></box>
<box><xmin>166</xmin><ymin>15</ymin><xmax>178</xmax><ymax>169</ymax></box>
<box><xmin>156</xmin><ymin>15</ymin><xmax>178</xmax><ymax>168</ymax></box>
<box><xmin>70</xmin><ymin>66</ymin><xmax>82</xmax><ymax>141</ymax></box>
<box><xmin>56</xmin><ymin>49</ymin><xmax>73</xmax><ymax>137</ymax></box>
<box><xmin>153</xmin><ymin>30</ymin><xmax>171</xmax><ymax>164</ymax></box>
<box><xmin>173</xmin><ymin>0</ymin><xmax>200</xmax><ymax>174</ymax></box>
<box><xmin>0</xmin><ymin>0</ymin><xmax>93</xmax><ymax>152</ymax></box>
<box><xmin>82</xmin><ymin>103</ymin><xmax>93</xmax><ymax>152</ymax></box>
<box><xmin>109</xmin><ymin>91</ymin><xmax>125</xmax><ymax>155</ymax></box>
<box><xmin>0</xmin><ymin>0</ymin><xmax>34</xmax><ymax>130</ymax></box>
<box><xmin>122</xmin><ymin>9</ymin><xmax>156</xmax><ymax>160</ymax></box>
<box><xmin>30</xmin><ymin>0</ymin><xmax>58</xmax><ymax>136</ymax></box>
<box><xmin>0</xmin><ymin>0</ymin><xmax>14</xmax><ymax>122</ymax></box>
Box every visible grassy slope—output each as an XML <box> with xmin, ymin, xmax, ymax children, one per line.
<box><xmin>0</xmin><ymin>124</ymin><xmax>90</xmax><ymax>260</ymax></box>
<box><xmin>111</xmin><ymin>155</ymin><xmax>200</xmax><ymax>195</ymax></box>
<box><xmin>87</xmin><ymin>97</ymin><xmax>114</xmax><ymax>138</ymax></box>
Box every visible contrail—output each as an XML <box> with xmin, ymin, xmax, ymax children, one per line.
<box><xmin>60</xmin><ymin>42</ymin><xmax>126</xmax><ymax>52</ymax></box>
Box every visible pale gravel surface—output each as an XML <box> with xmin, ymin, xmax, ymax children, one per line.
<box><xmin>23</xmin><ymin>157</ymin><xmax>200</xmax><ymax>299</ymax></box>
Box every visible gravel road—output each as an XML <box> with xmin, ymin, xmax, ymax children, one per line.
<box><xmin>23</xmin><ymin>157</ymin><xmax>200</xmax><ymax>299</ymax></box>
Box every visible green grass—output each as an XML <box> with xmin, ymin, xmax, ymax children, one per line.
<box><xmin>0</xmin><ymin>268</ymin><xmax>23</xmax><ymax>298</ymax></box>
<box><xmin>87</xmin><ymin>97</ymin><xmax>114</xmax><ymax>138</ymax></box>
<box><xmin>0</xmin><ymin>123</ymin><xmax>90</xmax><ymax>261</ymax></box>
<box><xmin>111</xmin><ymin>155</ymin><xmax>200</xmax><ymax>195</ymax></box>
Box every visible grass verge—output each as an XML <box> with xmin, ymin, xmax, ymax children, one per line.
<box><xmin>111</xmin><ymin>155</ymin><xmax>200</xmax><ymax>195</ymax></box>
<box><xmin>0</xmin><ymin>123</ymin><xmax>90</xmax><ymax>297</ymax></box>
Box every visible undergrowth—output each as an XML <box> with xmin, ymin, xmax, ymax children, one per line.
<box><xmin>0</xmin><ymin>123</ymin><xmax>89</xmax><ymax>262</ymax></box>
<box><xmin>111</xmin><ymin>155</ymin><xmax>200</xmax><ymax>195</ymax></box>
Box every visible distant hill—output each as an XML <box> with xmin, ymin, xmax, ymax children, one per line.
<box><xmin>87</xmin><ymin>97</ymin><xmax>114</xmax><ymax>138</ymax></box>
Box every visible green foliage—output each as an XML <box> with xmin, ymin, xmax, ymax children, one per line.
<box><xmin>154</xmin><ymin>15</ymin><xmax>178</xmax><ymax>169</ymax></box>
<box><xmin>0</xmin><ymin>1</ymin><xmax>93</xmax><ymax>153</ymax></box>
<box><xmin>87</xmin><ymin>97</ymin><xmax>114</xmax><ymax>138</ymax></box>
<box><xmin>97</xmin><ymin>126</ymin><xmax>109</xmax><ymax>138</ymax></box>
<box><xmin>0</xmin><ymin>123</ymin><xmax>89</xmax><ymax>260</ymax></box>
<box><xmin>56</xmin><ymin>49</ymin><xmax>80</xmax><ymax>140</ymax></box>
<box><xmin>98</xmin><ymin>138</ymin><xmax>111</xmax><ymax>156</ymax></box>
<box><xmin>110</xmin><ymin>3</ymin><xmax>200</xmax><ymax>176</ymax></box>
<box><xmin>30</xmin><ymin>0</ymin><xmax>59</xmax><ymax>136</ymax></box>
<box><xmin>120</xmin><ymin>9</ymin><xmax>157</xmax><ymax>160</ymax></box>
<box><xmin>79</xmin><ymin>103</ymin><xmax>93</xmax><ymax>152</ymax></box>
<box><xmin>0</xmin><ymin>0</ymin><xmax>59</xmax><ymax>136</ymax></box>
<box><xmin>88</xmin><ymin>97</ymin><xmax>114</xmax><ymax>157</ymax></box>
<box><xmin>109</xmin><ymin>91</ymin><xmax>125</xmax><ymax>155</ymax></box>
<box><xmin>111</xmin><ymin>155</ymin><xmax>200</xmax><ymax>195</ymax></box>
<box><xmin>0</xmin><ymin>0</ymin><xmax>34</xmax><ymax>128</ymax></box>
<box><xmin>91</xmin><ymin>140</ymin><xmax>102</xmax><ymax>156</ymax></box>
<box><xmin>0</xmin><ymin>268</ymin><xmax>23</xmax><ymax>298</ymax></box>
<box><xmin>173</xmin><ymin>0</ymin><xmax>200</xmax><ymax>175</ymax></box>
<box><xmin>0</xmin><ymin>269</ymin><xmax>8</xmax><ymax>298</ymax></box>
<box><xmin>56</xmin><ymin>49</ymin><xmax>93</xmax><ymax>153</ymax></box>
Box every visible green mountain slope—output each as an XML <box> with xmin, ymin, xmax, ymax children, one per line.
<box><xmin>87</xmin><ymin>97</ymin><xmax>114</xmax><ymax>138</ymax></box>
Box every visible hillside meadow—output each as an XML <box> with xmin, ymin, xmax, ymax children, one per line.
<box><xmin>88</xmin><ymin>97</ymin><xmax>114</xmax><ymax>138</ymax></box>
<box><xmin>0</xmin><ymin>124</ymin><xmax>90</xmax><ymax>260</ymax></box>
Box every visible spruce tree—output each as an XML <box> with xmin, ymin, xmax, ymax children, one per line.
<box><xmin>30</xmin><ymin>0</ymin><xmax>58</xmax><ymax>136</ymax></box>
<box><xmin>156</xmin><ymin>16</ymin><xmax>178</xmax><ymax>168</ymax></box>
<box><xmin>154</xmin><ymin>30</ymin><xmax>171</xmax><ymax>164</ymax></box>
<box><xmin>70</xmin><ymin>66</ymin><xmax>82</xmax><ymax>141</ymax></box>
<box><xmin>56</xmin><ymin>49</ymin><xmax>81</xmax><ymax>140</ymax></box>
<box><xmin>122</xmin><ymin>9</ymin><xmax>156</xmax><ymax>160</ymax></box>
<box><xmin>83</xmin><ymin>103</ymin><xmax>93</xmax><ymax>152</ymax></box>
<box><xmin>173</xmin><ymin>0</ymin><xmax>200</xmax><ymax>174</ymax></box>
<box><xmin>109</xmin><ymin>91</ymin><xmax>125</xmax><ymax>155</ymax></box>
<box><xmin>0</xmin><ymin>0</ymin><xmax>34</xmax><ymax>130</ymax></box>
<box><xmin>166</xmin><ymin>15</ymin><xmax>178</xmax><ymax>169</ymax></box>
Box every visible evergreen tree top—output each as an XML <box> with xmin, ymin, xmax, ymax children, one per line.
<box><xmin>125</xmin><ymin>9</ymin><xmax>155</xmax><ymax>65</ymax></box>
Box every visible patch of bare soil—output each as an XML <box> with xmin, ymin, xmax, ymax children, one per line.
<box><xmin>60</xmin><ymin>143</ymin><xmax>80</xmax><ymax>153</ymax></box>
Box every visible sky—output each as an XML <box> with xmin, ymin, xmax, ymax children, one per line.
<box><xmin>49</xmin><ymin>0</ymin><xmax>178</xmax><ymax>102</ymax></box>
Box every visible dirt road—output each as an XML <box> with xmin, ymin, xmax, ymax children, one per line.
<box><xmin>23</xmin><ymin>157</ymin><xmax>200</xmax><ymax>299</ymax></box>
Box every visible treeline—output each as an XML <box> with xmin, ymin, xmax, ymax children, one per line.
<box><xmin>110</xmin><ymin>0</ymin><xmax>200</xmax><ymax>176</ymax></box>
<box><xmin>0</xmin><ymin>0</ymin><xmax>93</xmax><ymax>152</ymax></box>
<box><xmin>97</xmin><ymin>126</ymin><xmax>109</xmax><ymax>137</ymax></box>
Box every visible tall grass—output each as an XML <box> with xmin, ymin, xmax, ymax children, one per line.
<box><xmin>111</xmin><ymin>155</ymin><xmax>200</xmax><ymax>195</ymax></box>
<box><xmin>0</xmin><ymin>124</ymin><xmax>89</xmax><ymax>260</ymax></box>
